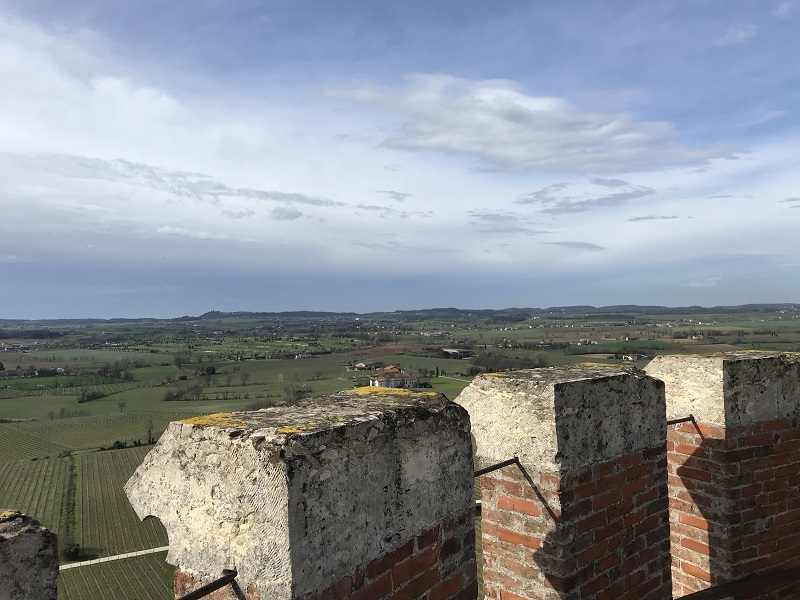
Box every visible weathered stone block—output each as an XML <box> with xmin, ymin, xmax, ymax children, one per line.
<box><xmin>458</xmin><ymin>366</ymin><xmax>671</xmax><ymax>600</ymax></box>
<box><xmin>457</xmin><ymin>366</ymin><xmax>665</xmax><ymax>476</ymax></box>
<box><xmin>645</xmin><ymin>351</ymin><xmax>800</xmax><ymax>429</ymax></box>
<box><xmin>125</xmin><ymin>389</ymin><xmax>475</xmax><ymax>600</ymax></box>
<box><xmin>0</xmin><ymin>510</ymin><xmax>58</xmax><ymax>600</ymax></box>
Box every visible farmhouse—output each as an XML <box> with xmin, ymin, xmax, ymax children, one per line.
<box><xmin>368</xmin><ymin>365</ymin><xmax>418</xmax><ymax>388</ymax></box>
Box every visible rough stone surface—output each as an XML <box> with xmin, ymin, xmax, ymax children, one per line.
<box><xmin>0</xmin><ymin>510</ymin><xmax>58</xmax><ymax>600</ymax></box>
<box><xmin>125</xmin><ymin>388</ymin><xmax>474</xmax><ymax>599</ymax></box>
<box><xmin>455</xmin><ymin>365</ymin><xmax>666</xmax><ymax>475</ymax></box>
<box><xmin>645</xmin><ymin>351</ymin><xmax>800</xmax><ymax>428</ymax></box>
<box><xmin>459</xmin><ymin>366</ymin><xmax>670</xmax><ymax>599</ymax></box>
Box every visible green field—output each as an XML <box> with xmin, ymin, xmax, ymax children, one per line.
<box><xmin>59</xmin><ymin>553</ymin><xmax>174</xmax><ymax>600</ymax></box>
<box><xmin>0</xmin><ymin>424</ymin><xmax>72</xmax><ymax>460</ymax></box>
<box><xmin>2</xmin><ymin>306</ymin><xmax>798</xmax><ymax>598</ymax></box>
<box><xmin>0</xmin><ymin>455</ymin><xmax>72</xmax><ymax>535</ymax></box>
<box><xmin>0</xmin><ymin>447</ymin><xmax>167</xmax><ymax>560</ymax></box>
<box><xmin>76</xmin><ymin>447</ymin><xmax>167</xmax><ymax>556</ymax></box>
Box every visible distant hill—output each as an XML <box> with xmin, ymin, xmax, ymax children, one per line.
<box><xmin>2</xmin><ymin>303</ymin><xmax>799</xmax><ymax>325</ymax></box>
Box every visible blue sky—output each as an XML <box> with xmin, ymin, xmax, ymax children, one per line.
<box><xmin>1</xmin><ymin>0</ymin><xmax>799</xmax><ymax>318</ymax></box>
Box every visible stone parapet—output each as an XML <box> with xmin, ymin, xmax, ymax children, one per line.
<box><xmin>646</xmin><ymin>352</ymin><xmax>800</xmax><ymax>597</ymax></box>
<box><xmin>0</xmin><ymin>510</ymin><xmax>59</xmax><ymax>600</ymax></box>
<box><xmin>458</xmin><ymin>366</ymin><xmax>671</xmax><ymax>600</ymax></box>
<box><xmin>125</xmin><ymin>388</ymin><xmax>476</xmax><ymax>600</ymax></box>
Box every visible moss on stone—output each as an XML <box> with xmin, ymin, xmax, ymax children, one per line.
<box><xmin>0</xmin><ymin>510</ymin><xmax>21</xmax><ymax>522</ymax></box>
<box><xmin>181</xmin><ymin>413</ymin><xmax>247</xmax><ymax>428</ymax></box>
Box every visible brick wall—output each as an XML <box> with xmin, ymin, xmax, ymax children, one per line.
<box><xmin>174</xmin><ymin>510</ymin><xmax>477</xmax><ymax>600</ymax></box>
<box><xmin>667</xmin><ymin>418</ymin><xmax>800</xmax><ymax>597</ymax></box>
<box><xmin>480</xmin><ymin>447</ymin><xmax>671</xmax><ymax>600</ymax></box>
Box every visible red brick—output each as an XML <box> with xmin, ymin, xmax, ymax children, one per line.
<box><xmin>392</xmin><ymin>545</ymin><xmax>439</xmax><ymax>586</ymax></box>
<box><xmin>492</xmin><ymin>525</ymin><xmax>541</xmax><ymax>550</ymax></box>
<box><xmin>391</xmin><ymin>566</ymin><xmax>439</xmax><ymax>600</ymax></box>
<box><xmin>351</xmin><ymin>571</ymin><xmax>391</xmax><ymax>600</ymax></box>
<box><xmin>429</xmin><ymin>572</ymin><xmax>463</xmax><ymax>600</ymax></box>
<box><xmin>497</xmin><ymin>495</ymin><xmax>541</xmax><ymax>517</ymax></box>
<box><xmin>366</xmin><ymin>540</ymin><xmax>414</xmax><ymax>579</ymax></box>
<box><xmin>679</xmin><ymin>513</ymin><xmax>710</xmax><ymax>531</ymax></box>
<box><xmin>416</xmin><ymin>525</ymin><xmax>440</xmax><ymax>550</ymax></box>
<box><xmin>681</xmin><ymin>537</ymin><xmax>711</xmax><ymax>556</ymax></box>
<box><xmin>681</xmin><ymin>561</ymin><xmax>712</xmax><ymax>582</ymax></box>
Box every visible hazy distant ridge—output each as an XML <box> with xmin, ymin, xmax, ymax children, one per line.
<box><xmin>2</xmin><ymin>303</ymin><xmax>799</xmax><ymax>326</ymax></box>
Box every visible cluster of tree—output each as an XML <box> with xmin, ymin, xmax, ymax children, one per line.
<box><xmin>163</xmin><ymin>383</ymin><xmax>204</xmax><ymax>402</ymax></box>
<box><xmin>77</xmin><ymin>389</ymin><xmax>107</xmax><ymax>403</ymax></box>
<box><xmin>37</xmin><ymin>368</ymin><xmax>63</xmax><ymax>377</ymax></box>
<box><xmin>416</xmin><ymin>367</ymin><xmax>443</xmax><ymax>378</ymax></box>
<box><xmin>102</xmin><ymin>438</ymin><xmax>149</xmax><ymax>451</ymax></box>
<box><xmin>0</xmin><ymin>329</ymin><xmax>64</xmax><ymax>339</ymax></box>
<box><xmin>97</xmin><ymin>361</ymin><xmax>135</xmax><ymax>381</ymax></box>
<box><xmin>280</xmin><ymin>373</ymin><xmax>310</xmax><ymax>403</ymax></box>
<box><xmin>173</xmin><ymin>351</ymin><xmax>193</xmax><ymax>369</ymax></box>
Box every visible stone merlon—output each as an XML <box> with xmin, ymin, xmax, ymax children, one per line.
<box><xmin>124</xmin><ymin>388</ymin><xmax>473</xmax><ymax>599</ymax></box>
<box><xmin>0</xmin><ymin>510</ymin><xmax>58</xmax><ymax>600</ymax></box>
<box><xmin>456</xmin><ymin>365</ymin><xmax>666</xmax><ymax>475</ymax></box>
<box><xmin>645</xmin><ymin>351</ymin><xmax>800</xmax><ymax>428</ymax></box>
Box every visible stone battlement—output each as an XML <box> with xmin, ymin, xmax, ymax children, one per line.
<box><xmin>125</xmin><ymin>389</ymin><xmax>476</xmax><ymax>599</ymax></box>
<box><xmin>457</xmin><ymin>365</ymin><xmax>665</xmax><ymax>475</ymax></box>
<box><xmin>0</xmin><ymin>510</ymin><xmax>58</xmax><ymax>600</ymax></box>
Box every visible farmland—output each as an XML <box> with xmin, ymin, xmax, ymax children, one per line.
<box><xmin>1</xmin><ymin>304</ymin><xmax>799</xmax><ymax>597</ymax></box>
<box><xmin>0</xmin><ymin>447</ymin><xmax>167</xmax><ymax>558</ymax></box>
<box><xmin>59</xmin><ymin>553</ymin><xmax>174</xmax><ymax>600</ymax></box>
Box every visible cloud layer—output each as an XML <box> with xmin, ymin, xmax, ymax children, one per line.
<box><xmin>1</xmin><ymin>4</ymin><xmax>800</xmax><ymax>317</ymax></box>
<box><xmin>335</xmin><ymin>74</ymin><xmax>731</xmax><ymax>173</ymax></box>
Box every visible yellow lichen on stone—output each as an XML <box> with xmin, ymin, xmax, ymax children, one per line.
<box><xmin>0</xmin><ymin>510</ymin><xmax>20</xmax><ymax>521</ymax></box>
<box><xmin>181</xmin><ymin>413</ymin><xmax>247</xmax><ymax>428</ymax></box>
<box><xmin>350</xmin><ymin>386</ymin><xmax>438</xmax><ymax>397</ymax></box>
<box><xmin>277</xmin><ymin>425</ymin><xmax>311</xmax><ymax>435</ymax></box>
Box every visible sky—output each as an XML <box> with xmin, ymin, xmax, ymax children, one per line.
<box><xmin>1</xmin><ymin>0</ymin><xmax>799</xmax><ymax>318</ymax></box>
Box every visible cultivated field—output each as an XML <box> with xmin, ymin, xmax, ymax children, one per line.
<box><xmin>59</xmin><ymin>553</ymin><xmax>174</xmax><ymax>600</ymax></box>
<box><xmin>1</xmin><ymin>305</ymin><xmax>798</xmax><ymax>598</ymax></box>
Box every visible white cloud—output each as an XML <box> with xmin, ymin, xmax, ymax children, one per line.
<box><xmin>516</xmin><ymin>180</ymin><xmax>655</xmax><ymax>214</ymax></box>
<box><xmin>714</xmin><ymin>25</ymin><xmax>758</xmax><ymax>47</ymax></box>
<box><xmin>773</xmin><ymin>1</ymin><xmax>798</xmax><ymax>18</ymax></box>
<box><xmin>333</xmin><ymin>74</ymin><xmax>731</xmax><ymax>173</ymax></box>
<box><xmin>627</xmin><ymin>215</ymin><xmax>680</xmax><ymax>222</ymax></box>
<box><xmin>545</xmin><ymin>241</ymin><xmax>606</xmax><ymax>252</ymax></box>
<box><xmin>2</xmin><ymin>152</ymin><xmax>344</xmax><ymax>207</ymax></box>
<box><xmin>2</xmin><ymin>11</ymin><xmax>800</xmax><ymax>313</ymax></box>
<box><xmin>377</xmin><ymin>190</ymin><xmax>411</xmax><ymax>202</ymax></box>
<box><xmin>271</xmin><ymin>206</ymin><xmax>303</xmax><ymax>220</ymax></box>
<box><xmin>741</xmin><ymin>109</ymin><xmax>787</xmax><ymax>128</ymax></box>
<box><xmin>156</xmin><ymin>226</ymin><xmax>229</xmax><ymax>240</ymax></box>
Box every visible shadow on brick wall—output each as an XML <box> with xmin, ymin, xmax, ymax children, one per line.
<box><xmin>479</xmin><ymin>448</ymin><xmax>672</xmax><ymax>599</ymax></box>
<box><xmin>667</xmin><ymin>419</ymin><xmax>800</xmax><ymax>599</ymax></box>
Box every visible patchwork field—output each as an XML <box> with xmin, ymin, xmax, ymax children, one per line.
<box><xmin>2</xmin><ymin>305</ymin><xmax>798</xmax><ymax>598</ymax></box>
